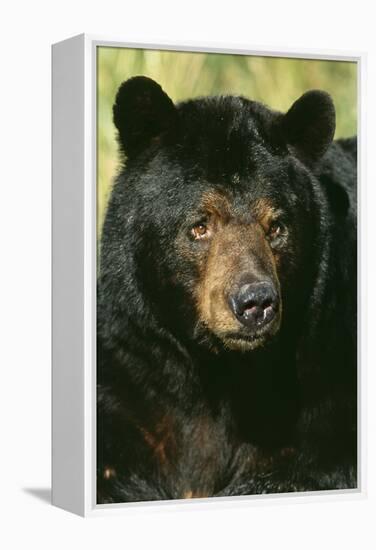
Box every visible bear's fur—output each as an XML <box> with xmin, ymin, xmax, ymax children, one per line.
<box><xmin>97</xmin><ymin>77</ymin><xmax>357</xmax><ymax>503</ymax></box>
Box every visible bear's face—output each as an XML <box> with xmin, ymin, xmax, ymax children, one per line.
<box><xmin>174</xmin><ymin>188</ymin><xmax>285</xmax><ymax>351</ymax></box>
<box><xmin>166</xmin><ymin>159</ymin><xmax>312</xmax><ymax>351</ymax></box>
<box><xmin>108</xmin><ymin>77</ymin><xmax>336</xmax><ymax>351</ymax></box>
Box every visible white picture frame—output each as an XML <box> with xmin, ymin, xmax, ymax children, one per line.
<box><xmin>52</xmin><ymin>34</ymin><xmax>366</xmax><ymax>517</ymax></box>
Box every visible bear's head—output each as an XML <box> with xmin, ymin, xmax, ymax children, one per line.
<box><xmin>99</xmin><ymin>77</ymin><xmax>337</xmax><ymax>353</ymax></box>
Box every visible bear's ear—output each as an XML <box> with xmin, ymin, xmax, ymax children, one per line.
<box><xmin>280</xmin><ymin>90</ymin><xmax>336</xmax><ymax>166</ymax></box>
<box><xmin>113</xmin><ymin>76</ymin><xmax>177</xmax><ymax>157</ymax></box>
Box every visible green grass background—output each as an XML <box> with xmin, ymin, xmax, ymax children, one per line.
<box><xmin>97</xmin><ymin>46</ymin><xmax>357</xmax><ymax>235</ymax></box>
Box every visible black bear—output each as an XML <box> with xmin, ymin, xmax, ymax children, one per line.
<box><xmin>97</xmin><ymin>76</ymin><xmax>357</xmax><ymax>503</ymax></box>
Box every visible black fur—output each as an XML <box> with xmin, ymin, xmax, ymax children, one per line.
<box><xmin>97</xmin><ymin>77</ymin><xmax>357</xmax><ymax>503</ymax></box>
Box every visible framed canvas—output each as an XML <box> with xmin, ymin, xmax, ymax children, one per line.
<box><xmin>52</xmin><ymin>34</ymin><xmax>366</xmax><ymax>517</ymax></box>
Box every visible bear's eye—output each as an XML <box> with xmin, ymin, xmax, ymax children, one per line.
<box><xmin>267</xmin><ymin>221</ymin><xmax>287</xmax><ymax>248</ymax></box>
<box><xmin>191</xmin><ymin>223</ymin><xmax>210</xmax><ymax>240</ymax></box>
<box><xmin>268</xmin><ymin>222</ymin><xmax>281</xmax><ymax>240</ymax></box>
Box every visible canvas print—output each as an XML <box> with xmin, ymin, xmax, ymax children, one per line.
<box><xmin>96</xmin><ymin>47</ymin><xmax>357</xmax><ymax>504</ymax></box>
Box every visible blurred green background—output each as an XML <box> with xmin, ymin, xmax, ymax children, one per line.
<box><xmin>97</xmin><ymin>46</ymin><xmax>357</xmax><ymax>236</ymax></box>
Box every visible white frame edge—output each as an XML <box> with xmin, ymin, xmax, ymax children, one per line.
<box><xmin>51</xmin><ymin>33</ymin><xmax>367</xmax><ymax>517</ymax></box>
<box><xmin>52</xmin><ymin>34</ymin><xmax>86</xmax><ymax>516</ymax></box>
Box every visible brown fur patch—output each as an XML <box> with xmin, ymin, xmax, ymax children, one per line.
<box><xmin>280</xmin><ymin>446</ymin><xmax>296</xmax><ymax>458</ymax></box>
<box><xmin>183</xmin><ymin>489</ymin><xmax>210</xmax><ymax>499</ymax></box>
<box><xmin>252</xmin><ymin>197</ymin><xmax>283</xmax><ymax>232</ymax></box>
<box><xmin>140</xmin><ymin>428</ymin><xmax>167</xmax><ymax>464</ymax></box>
<box><xmin>103</xmin><ymin>467</ymin><xmax>116</xmax><ymax>480</ymax></box>
<box><xmin>200</xmin><ymin>190</ymin><xmax>232</xmax><ymax>221</ymax></box>
<box><xmin>139</xmin><ymin>416</ymin><xmax>175</xmax><ymax>467</ymax></box>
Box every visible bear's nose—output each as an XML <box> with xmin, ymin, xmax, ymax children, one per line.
<box><xmin>229</xmin><ymin>282</ymin><xmax>278</xmax><ymax>330</ymax></box>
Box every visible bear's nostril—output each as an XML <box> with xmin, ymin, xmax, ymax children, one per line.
<box><xmin>240</xmin><ymin>301</ymin><xmax>257</xmax><ymax>316</ymax></box>
<box><xmin>243</xmin><ymin>305</ymin><xmax>265</xmax><ymax>325</ymax></box>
